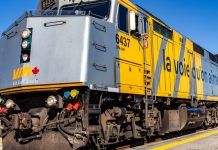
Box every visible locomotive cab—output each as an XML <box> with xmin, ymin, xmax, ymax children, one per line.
<box><xmin>38</xmin><ymin>0</ymin><xmax>113</xmax><ymax>21</ymax></box>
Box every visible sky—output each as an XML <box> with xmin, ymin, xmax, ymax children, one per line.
<box><xmin>0</xmin><ymin>0</ymin><xmax>218</xmax><ymax>54</ymax></box>
<box><xmin>132</xmin><ymin>0</ymin><xmax>218</xmax><ymax>54</ymax></box>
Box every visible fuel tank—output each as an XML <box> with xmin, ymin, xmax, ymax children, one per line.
<box><xmin>160</xmin><ymin>106</ymin><xmax>205</xmax><ymax>134</ymax></box>
<box><xmin>182</xmin><ymin>107</ymin><xmax>205</xmax><ymax>130</ymax></box>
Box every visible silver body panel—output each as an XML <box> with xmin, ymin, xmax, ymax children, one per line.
<box><xmin>0</xmin><ymin>16</ymin><xmax>117</xmax><ymax>91</ymax></box>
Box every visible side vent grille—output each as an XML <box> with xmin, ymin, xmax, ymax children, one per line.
<box><xmin>193</xmin><ymin>43</ymin><xmax>204</xmax><ymax>56</ymax></box>
<box><xmin>209</xmin><ymin>53</ymin><xmax>217</xmax><ymax>63</ymax></box>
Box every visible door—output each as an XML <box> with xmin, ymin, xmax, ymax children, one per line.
<box><xmin>116</xmin><ymin>4</ymin><xmax>144</xmax><ymax>95</ymax></box>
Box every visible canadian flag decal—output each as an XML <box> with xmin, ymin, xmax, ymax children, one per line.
<box><xmin>32</xmin><ymin>67</ymin><xmax>40</xmax><ymax>75</ymax></box>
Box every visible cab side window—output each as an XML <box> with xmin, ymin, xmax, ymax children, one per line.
<box><xmin>130</xmin><ymin>14</ymin><xmax>139</xmax><ymax>36</ymax></box>
<box><xmin>118</xmin><ymin>5</ymin><xmax>128</xmax><ymax>33</ymax></box>
<box><xmin>144</xmin><ymin>17</ymin><xmax>148</xmax><ymax>33</ymax></box>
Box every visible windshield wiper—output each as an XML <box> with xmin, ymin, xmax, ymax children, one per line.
<box><xmin>72</xmin><ymin>0</ymin><xmax>84</xmax><ymax>12</ymax></box>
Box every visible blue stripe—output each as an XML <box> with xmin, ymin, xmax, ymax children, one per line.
<box><xmin>173</xmin><ymin>38</ymin><xmax>186</xmax><ymax>96</ymax></box>
<box><xmin>152</xmin><ymin>39</ymin><xmax>167</xmax><ymax>95</ymax></box>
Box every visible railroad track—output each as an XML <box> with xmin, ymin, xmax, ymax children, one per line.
<box><xmin>0</xmin><ymin>127</ymin><xmax>216</xmax><ymax>150</ymax></box>
<box><xmin>115</xmin><ymin>127</ymin><xmax>212</xmax><ymax>150</ymax></box>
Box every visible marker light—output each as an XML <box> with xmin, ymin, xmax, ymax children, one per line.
<box><xmin>22</xmin><ymin>53</ymin><xmax>29</xmax><ymax>62</ymax></box>
<box><xmin>46</xmin><ymin>96</ymin><xmax>58</xmax><ymax>107</ymax></box>
<box><xmin>22</xmin><ymin>29</ymin><xmax>31</xmax><ymax>39</ymax></box>
<box><xmin>5</xmin><ymin>99</ymin><xmax>15</xmax><ymax>109</ymax></box>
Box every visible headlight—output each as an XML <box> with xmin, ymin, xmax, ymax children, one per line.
<box><xmin>22</xmin><ymin>29</ymin><xmax>31</xmax><ymax>39</ymax></box>
<box><xmin>5</xmin><ymin>99</ymin><xmax>15</xmax><ymax>109</ymax></box>
<box><xmin>21</xmin><ymin>40</ymin><xmax>30</xmax><ymax>49</ymax></box>
<box><xmin>46</xmin><ymin>96</ymin><xmax>58</xmax><ymax>107</ymax></box>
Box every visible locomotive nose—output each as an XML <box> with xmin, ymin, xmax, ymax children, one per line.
<box><xmin>0</xmin><ymin>14</ymin><xmax>93</xmax><ymax>91</ymax></box>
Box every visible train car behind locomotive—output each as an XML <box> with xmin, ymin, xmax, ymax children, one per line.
<box><xmin>0</xmin><ymin>0</ymin><xmax>218</xmax><ymax>149</ymax></box>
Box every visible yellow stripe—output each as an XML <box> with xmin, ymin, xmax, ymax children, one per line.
<box><xmin>151</xmin><ymin>129</ymin><xmax>218</xmax><ymax>150</ymax></box>
<box><xmin>0</xmin><ymin>83</ymin><xmax>84</xmax><ymax>94</ymax></box>
<box><xmin>206</xmin><ymin>96</ymin><xmax>218</xmax><ymax>101</ymax></box>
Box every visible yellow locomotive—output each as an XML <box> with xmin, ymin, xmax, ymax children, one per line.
<box><xmin>0</xmin><ymin>0</ymin><xmax>217</xmax><ymax>149</ymax></box>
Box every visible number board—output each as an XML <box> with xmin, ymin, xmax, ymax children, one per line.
<box><xmin>41</xmin><ymin>0</ymin><xmax>55</xmax><ymax>10</ymax></box>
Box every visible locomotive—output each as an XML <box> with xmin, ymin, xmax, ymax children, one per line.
<box><xmin>0</xmin><ymin>0</ymin><xmax>218</xmax><ymax>149</ymax></box>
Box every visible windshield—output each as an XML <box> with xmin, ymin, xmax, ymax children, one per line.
<box><xmin>60</xmin><ymin>1</ymin><xmax>110</xmax><ymax>19</ymax></box>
